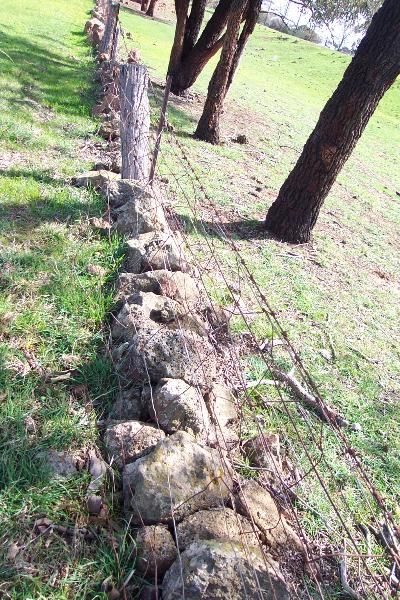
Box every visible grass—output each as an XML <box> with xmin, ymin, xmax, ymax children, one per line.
<box><xmin>119</xmin><ymin>6</ymin><xmax>400</xmax><ymax>595</ymax></box>
<box><xmin>0</xmin><ymin>0</ymin><xmax>132</xmax><ymax>597</ymax></box>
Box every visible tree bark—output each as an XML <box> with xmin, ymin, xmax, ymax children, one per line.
<box><xmin>169</xmin><ymin>0</ymin><xmax>232</xmax><ymax>95</ymax></box>
<box><xmin>167</xmin><ymin>0</ymin><xmax>190</xmax><ymax>76</ymax></box>
<box><xmin>265</xmin><ymin>0</ymin><xmax>400</xmax><ymax>244</ymax></box>
<box><xmin>146</xmin><ymin>0</ymin><xmax>158</xmax><ymax>16</ymax></box>
<box><xmin>194</xmin><ymin>0</ymin><xmax>248</xmax><ymax>144</ymax></box>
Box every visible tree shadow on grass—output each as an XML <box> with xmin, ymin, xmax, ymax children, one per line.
<box><xmin>0</xmin><ymin>28</ymin><xmax>95</xmax><ymax>119</ymax></box>
<box><xmin>178</xmin><ymin>213</ymin><xmax>273</xmax><ymax>241</ymax></box>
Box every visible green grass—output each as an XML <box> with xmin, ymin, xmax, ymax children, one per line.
<box><xmin>0</xmin><ymin>0</ymin><xmax>133</xmax><ymax>597</ymax></box>
<box><xmin>119</xmin><ymin>7</ymin><xmax>400</xmax><ymax>594</ymax></box>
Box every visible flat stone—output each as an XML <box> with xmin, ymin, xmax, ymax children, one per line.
<box><xmin>176</xmin><ymin>507</ymin><xmax>260</xmax><ymax>551</ymax></box>
<box><xmin>116</xmin><ymin>270</ymin><xmax>201</xmax><ymax>309</ymax></box>
<box><xmin>110</xmin><ymin>385</ymin><xmax>149</xmax><ymax>421</ymax></box>
<box><xmin>73</xmin><ymin>170</ymin><xmax>119</xmax><ymax>191</ymax></box>
<box><xmin>123</xmin><ymin>431</ymin><xmax>233</xmax><ymax>524</ymax></box>
<box><xmin>163</xmin><ymin>539</ymin><xmax>289</xmax><ymax>600</ymax></box>
<box><xmin>207</xmin><ymin>384</ymin><xmax>237</xmax><ymax>428</ymax></box>
<box><xmin>104</xmin><ymin>421</ymin><xmax>165</xmax><ymax>468</ymax></box>
<box><xmin>112</xmin><ymin>191</ymin><xmax>167</xmax><ymax>237</ymax></box>
<box><xmin>124</xmin><ymin>231</ymin><xmax>189</xmax><ymax>274</ymax></box>
<box><xmin>117</xmin><ymin>327</ymin><xmax>217</xmax><ymax>389</ymax></box>
<box><xmin>112</xmin><ymin>293</ymin><xmax>207</xmax><ymax>341</ymax></box>
<box><xmin>243</xmin><ymin>432</ymin><xmax>282</xmax><ymax>477</ymax></box>
<box><xmin>39</xmin><ymin>450</ymin><xmax>78</xmax><ymax>478</ymax></box>
<box><xmin>149</xmin><ymin>378</ymin><xmax>211</xmax><ymax>437</ymax></box>
<box><xmin>234</xmin><ymin>479</ymin><xmax>303</xmax><ymax>553</ymax></box>
<box><xmin>136</xmin><ymin>524</ymin><xmax>177</xmax><ymax>581</ymax></box>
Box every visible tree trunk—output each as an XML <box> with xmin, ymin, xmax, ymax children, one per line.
<box><xmin>146</xmin><ymin>0</ymin><xmax>157</xmax><ymax>16</ymax></box>
<box><xmin>265</xmin><ymin>0</ymin><xmax>400</xmax><ymax>244</ymax></box>
<box><xmin>226</xmin><ymin>0</ymin><xmax>261</xmax><ymax>92</ymax></box>
<box><xmin>169</xmin><ymin>0</ymin><xmax>232</xmax><ymax>95</ymax></box>
<box><xmin>119</xmin><ymin>64</ymin><xmax>150</xmax><ymax>182</ymax></box>
<box><xmin>167</xmin><ymin>0</ymin><xmax>190</xmax><ymax>76</ymax></box>
<box><xmin>194</xmin><ymin>0</ymin><xmax>248</xmax><ymax>144</ymax></box>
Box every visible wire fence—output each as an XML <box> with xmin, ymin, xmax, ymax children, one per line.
<box><xmin>94</xmin><ymin>4</ymin><xmax>400</xmax><ymax>598</ymax></box>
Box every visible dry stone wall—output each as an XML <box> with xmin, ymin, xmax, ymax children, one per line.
<box><xmin>77</xmin><ymin>3</ymin><xmax>304</xmax><ymax>597</ymax></box>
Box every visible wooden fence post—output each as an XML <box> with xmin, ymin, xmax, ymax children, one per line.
<box><xmin>110</xmin><ymin>24</ymin><xmax>120</xmax><ymax>62</ymax></box>
<box><xmin>119</xmin><ymin>63</ymin><xmax>150</xmax><ymax>181</ymax></box>
<box><xmin>99</xmin><ymin>0</ymin><xmax>120</xmax><ymax>56</ymax></box>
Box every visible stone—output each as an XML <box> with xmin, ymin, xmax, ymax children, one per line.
<box><xmin>110</xmin><ymin>385</ymin><xmax>149</xmax><ymax>421</ymax></box>
<box><xmin>87</xmin><ymin>494</ymin><xmax>103</xmax><ymax>515</ymax></box>
<box><xmin>176</xmin><ymin>508</ymin><xmax>260</xmax><ymax>551</ymax></box>
<box><xmin>117</xmin><ymin>327</ymin><xmax>217</xmax><ymax>389</ymax></box>
<box><xmin>39</xmin><ymin>450</ymin><xmax>78</xmax><ymax>477</ymax></box>
<box><xmin>84</xmin><ymin>17</ymin><xmax>103</xmax><ymax>34</ymax></box>
<box><xmin>162</xmin><ymin>540</ymin><xmax>289</xmax><ymax>600</ymax></box>
<box><xmin>104</xmin><ymin>421</ymin><xmax>165</xmax><ymax>469</ymax></box>
<box><xmin>124</xmin><ymin>231</ymin><xmax>189</xmax><ymax>274</ymax></box>
<box><xmin>136</xmin><ymin>524</ymin><xmax>177</xmax><ymax>581</ymax></box>
<box><xmin>87</xmin><ymin>449</ymin><xmax>108</xmax><ymax>493</ymax></box>
<box><xmin>234</xmin><ymin>479</ymin><xmax>303</xmax><ymax>553</ymax></box>
<box><xmin>73</xmin><ymin>169</ymin><xmax>119</xmax><ymax>191</ymax></box>
<box><xmin>149</xmin><ymin>378</ymin><xmax>211</xmax><ymax>437</ymax></box>
<box><xmin>91</xmin><ymin>24</ymin><xmax>104</xmax><ymax>48</ymax></box>
<box><xmin>243</xmin><ymin>432</ymin><xmax>282</xmax><ymax>476</ymax></box>
<box><xmin>116</xmin><ymin>270</ymin><xmax>201</xmax><ymax>308</ymax></box>
<box><xmin>207</xmin><ymin>384</ymin><xmax>237</xmax><ymax>429</ymax></box>
<box><xmin>112</xmin><ymin>189</ymin><xmax>167</xmax><ymax>237</ymax></box>
<box><xmin>112</xmin><ymin>293</ymin><xmax>207</xmax><ymax>340</ymax></box>
<box><xmin>99</xmin><ymin>120</ymin><xmax>120</xmax><ymax>141</ymax></box>
<box><xmin>123</xmin><ymin>431</ymin><xmax>233</xmax><ymax>524</ymax></box>
<box><xmin>104</xmin><ymin>179</ymin><xmax>151</xmax><ymax>209</ymax></box>
<box><xmin>139</xmin><ymin>586</ymin><xmax>160</xmax><ymax>600</ymax></box>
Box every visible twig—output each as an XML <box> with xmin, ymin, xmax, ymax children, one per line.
<box><xmin>272</xmin><ymin>367</ymin><xmax>350</xmax><ymax>428</ymax></box>
<box><xmin>340</xmin><ymin>542</ymin><xmax>364</xmax><ymax>600</ymax></box>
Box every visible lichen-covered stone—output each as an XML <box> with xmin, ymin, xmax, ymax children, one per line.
<box><xmin>149</xmin><ymin>378</ymin><xmax>211</xmax><ymax>437</ymax></box>
<box><xmin>112</xmin><ymin>192</ymin><xmax>167</xmax><ymax>237</ymax></box>
<box><xmin>176</xmin><ymin>507</ymin><xmax>260</xmax><ymax>551</ymax></box>
<box><xmin>112</xmin><ymin>293</ymin><xmax>206</xmax><ymax>340</ymax></box>
<box><xmin>110</xmin><ymin>385</ymin><xmax>149</xmax><ymax>421</ymax></box>
<box><xmin>136</xmin><ymin>524</ymin><xmax>177</xmax><ymax>581</ymax></box>
<box><xmin>124</xmin><ymin>231</ymin><xmax>189</xmax><ymax>274</ymax></box>
<box><xmin>38</xmin><ymin>450</ymin><xmax>78</xmax><ymax>478</ymax></box>
<box><xmin>117</xmin><ymin>270</ymin><xmax>201</xmax><ymax>309</ymax></box>
<box><xmin>104</xmin><ymin>421</ymin><xmax>165</xmax><ymax>468</ymax></box>
<box><xmin>162</xmin><ymin>539</ymin><xmax>289</xmax><ymax>600</ymax></box>
<box><xmin>234</xmin><ymin>479</ymin><xmax>303</xmax><ymax>553</ymax></box>
<box><xmin>117</xmin><ymin>327</ymin><xmax>217</xmax><ymax>389</ymax></box>
<box><xmin>123</xmin><ymin>431</ymin><xmax>233</xmax><ymax>524</ymax></box>
<box><xmin>207</xmin><ymin>384</ymin><xmax>237</xmax><ymax>428</ymax></box>
<box><xmin>73</xmin><ymin>169</ymin><xmax>119</xmax><ymax>191</ymax></box>
<box><xmin>243</xmin><ymin>432</ymin><xmax>282</xmax><ymax>477</ymax></box>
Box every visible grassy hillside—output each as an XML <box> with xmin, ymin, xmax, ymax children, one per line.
<box><xmin>120</xmin><ymin>2</ymin><xmax>400</xmax><ymax>569</ymax></box>
<box><xmin>0</xmin><ymin>0</ymin><xmax>126</xmax><ymax>597</ymax></box>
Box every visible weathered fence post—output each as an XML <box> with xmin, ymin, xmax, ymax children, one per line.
<box><xmin>110</xmin><ymin>24</ymin><xmax>120</xmax><ymax>62</ymax></box>
<box><xmin>119</xmin><ymin>63</ymin><xmax>150</xmax><ymax>181</ymax></box>
<box><xmin>99</xmin><ymin>0</ymin><xmax>120</xmax><ymax>56</ymax></box>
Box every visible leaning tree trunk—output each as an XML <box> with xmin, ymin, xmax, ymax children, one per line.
<box><xmin>146</xmin><ymin>0</ymin><xmax>158</xmax><ymax>16</ymax></box>
<box><xmin>194</xmin><ymin>0</ymin><xmax>248</xmax><ymax>143</ymax></box>
<box><xmin>169</xmin><ymin>0</ymin><xmax>232</xmax><ymax>95</ymax></box>
<box><xmin>265</xmin><ymin>0</ymin><xmax>400</xmax><ymax>243</ymax></box>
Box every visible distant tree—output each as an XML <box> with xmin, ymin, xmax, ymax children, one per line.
<box><xmin>195</xmin><ymin>0</ymin><xmax>261</xmax><ymax>143</ymax></box>
<box><xmin>264</xmin><ymin>0</ymin><xmax>400</xmax><ymax>243</ymax></box>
